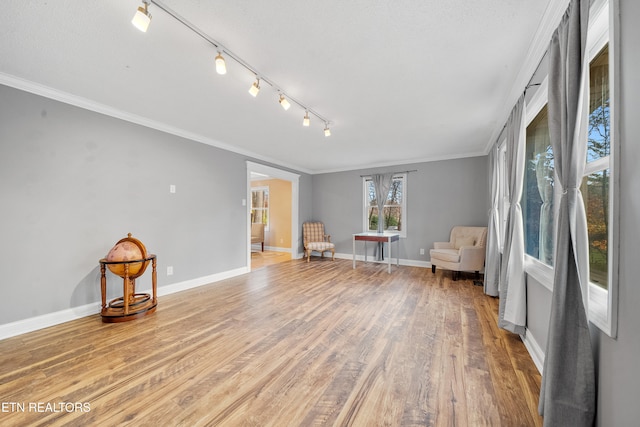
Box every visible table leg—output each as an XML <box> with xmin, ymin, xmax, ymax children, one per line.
<box><xmin>152</xmin><ymin>257</ymin><xmax>157</xmax><ymax>304</ymax></box>
<box><xmin>100</xmin><ymin>263</ymin><xmax>107</xmax><ymax>311</ymax></box>
<box><xmin>364</xmin><ymin>241</ymin><xmax>367</xmax><ymax>263</ymax></box>
<box><xmin>353</xmin><ymin>237</ymin><xmax>356</xmax><ymax>269</ymax></box>
<box><xmin>396</xmin><ymin>238</ymin><xmax>400</xmax><ymax>268</ymax></box>
<box><xmin>388</xmin><ymin>238</ymin><xmax>391</xmax><ymax>273</ymax></box>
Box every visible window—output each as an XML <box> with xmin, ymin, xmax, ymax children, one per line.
<box><xmin>363</xmin><ymin>174</ymin><xmax>407</xmax><ymax>238</ymax></box>
<box><xmin>251</xmin><ymin>186</ymin><xmax>269</xmax><ymax>230</ymax></box>
<box><xmin>583</xmin><ymin>44</ymin><xmax>610</xmax><ymax>290</ymax></box>
<box><xmin>522</xmin><ymin>104</ymin><xmax>555</xmax><ymax>266</ymax></box>
<box><xmin>519</xmin><ymin>0</ymin><xmax>617</xmax><ymax>337</ymax></box>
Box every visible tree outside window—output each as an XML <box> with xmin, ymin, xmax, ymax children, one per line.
<box><xmin>582</xmin><ymin>44</ymin><xmax>610</xmax><ymax>290</ymax></box>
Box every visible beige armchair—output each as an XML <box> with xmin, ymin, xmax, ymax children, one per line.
<box><xmin>302</xmin><ymin>222</ymin><xmax>335</xmax><ymax>262</ymax></box>
<box><xmin>251</xmin><ymin>223</ymin><xmax>264</xmax><ymax>252</ymax></box>
<box><xmin>430</xmin><ymin>226</ymin><xmax>487</xmax><ymax>280</ymax></box>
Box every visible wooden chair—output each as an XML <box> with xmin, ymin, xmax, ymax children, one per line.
<box><xmin>302</xmin><ymin>222</ymin><xmax>335</xmax><ymax>262</ymax></box>
<box><xmin>251</xmin><ymin>223</ymin><xmax>264</xmax><ymax>252</ymax></box>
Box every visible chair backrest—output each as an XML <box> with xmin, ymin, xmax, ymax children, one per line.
<box><xmin>251</xmin><ymin>223</ymin><xmax>264</xmax><ymax>240</ymax></box>
<box><xmin>303</xmin><ymin>222</ymin><xmax>326</xmax><ymax>244</ymax></box>
<box><xmin>449</xmin><ymin>226</ymin><xmax>487</xmax><ymax>249</ymax></box>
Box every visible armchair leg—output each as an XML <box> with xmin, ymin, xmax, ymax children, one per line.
<box><xmin>431</xmin><ymin>265</ymin><xmax>436</xmax><ymax>274</ymax></box>
<box><xmin>331</xmin><ymin>249</ymin><xmax>335</xmax><ymax>261</ymax></box>
<box><xmin>453</xmin><ymin>271</ymin><xmax>459</xmax><ymax>281</ymax></box>
<box><xmin>261</xmin><ymin>242</ymin><xmax>264</xmax><ymax>252</ymax></box>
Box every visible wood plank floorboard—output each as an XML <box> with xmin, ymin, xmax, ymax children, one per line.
<box><xmin>0</xmin><ymin>258</ymin><xmax>543</xmax><ymax>426</ymax></box>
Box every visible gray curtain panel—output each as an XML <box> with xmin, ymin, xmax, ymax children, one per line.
<box><xmin>538</xmin><ymin>0</ymin><xmax>596</xmax><ymax>425</ymax></box>
<box><xmin>498</xmin><ymin>94</ymin><xmax>527</xmax><ymax>335</ymax></box>
<box><xmin>484</xmin><ymin>143</ymin><xmax>500</xmax><ymax>297</ymax></box>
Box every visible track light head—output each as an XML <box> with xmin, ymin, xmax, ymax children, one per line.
<box><xmin>132</xmin><ymin>1</ymin><xmax>152</xmax><ymax>32</ymax></box>
<box><xmin>248</xmin><ymin>79</ymin><xmax>260</xmax><ymax>97</ymax></box>
<box><xmin>215</xmin><ymin>52</ymin><xmax>227</xmax><ymax>75</ymax></box>
<box><xmin>324</xmin><ymin>124</ymin><xmax>331</xmax><ymax>137</ymax></box>
<box><xmin>303</xmin><ymin>112</ymin><xmax>310</xmax><ymax>127</ymax></box>
<box><xmin>279</xmin><ymin>94</ymin><xmax>291</xmax><ymax>111</ymax></box>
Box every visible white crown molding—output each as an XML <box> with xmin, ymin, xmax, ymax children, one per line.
<box><xmin>0</xmin><ymin>267</ymin><xmax>248</xmax><ymax>341</ymax></box>
<box><xmin>483</xmin><ymin>0</ymin><xmax>571</xmax><ymax>153</ymax></box>
<box><xmin>313</xmin><ymin>149</ymin><xmax>488</xmax><ymax>175</ymax></box>
<box><xmin>0</xmin><ymin>72</ymin><xmax>314</xmax><ymax>175</ymax></box>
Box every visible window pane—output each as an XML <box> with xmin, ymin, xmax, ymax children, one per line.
<box><xmin>251</xmin><ymin>188</ymin><xmax>269</xmax><ymax>227</ymax></box>
<box><xmin>383</xmin><ymin>206</ymin><xmax>402</xmax><ymax>231</ymax></box>
<box><xmin>582</xmin><ymin>170</ymin><xmax>609</xmax><ymax>290</ymax></box>
<box><xmin>522</xmin><ymin>105</ymin><xmax>555</xmax><ymax>265</ymax></box>
<box><xmin>588</xmin><ymin>45</ymin><xmax>610</xmax><ymax>162</ymax></box>
<box><xmin>367</xmin><ymin>206</ymin><xmax>379</xmax><ymax>231</ymax></box>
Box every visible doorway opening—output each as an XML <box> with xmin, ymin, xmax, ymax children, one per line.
<box><xmin>246</xmin><ymin>161</ymin><xmax>300</xmax><ymax>271</ymax></box>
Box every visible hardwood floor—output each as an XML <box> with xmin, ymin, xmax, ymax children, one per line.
<box><xmin>0</xmin><ymin>258</ymin><xmax>542</xmax><ymax>426</ymax></box>
<box><xmin>251</xmin><ymin>250</ymin><xmax>292</xmax><ymax>270</ymax></box>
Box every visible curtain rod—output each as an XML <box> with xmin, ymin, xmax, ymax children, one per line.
<box><xmin>494</xmin><ymin>50</ymin><xmax>549</xmax><ymax>146</ymax></box>
<box><xmin>360</xmin><ymin>170</ymin><xmax>417</xmax><ymax>177</ymax></box>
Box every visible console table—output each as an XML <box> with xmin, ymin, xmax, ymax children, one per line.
<box><xmin>352</xmin><ymin>232</ymin><xmax>400</xmax><ymax>273</ymax></box>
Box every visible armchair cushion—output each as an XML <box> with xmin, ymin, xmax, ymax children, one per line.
<box><xmin>432</xmin><ymin>249</ymin><xmax>460</xmax><ymax>263</ymax></box>
<box><xmin>454</xmin><ymin>236</ymin><xmax>476</xmax><ymax>249</ymax></box>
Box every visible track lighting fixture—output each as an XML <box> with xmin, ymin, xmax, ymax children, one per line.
<box><xmin>279</xmin><ymin>94</ymin><xmax>291</xmax><ymax>111</ymax></box>
<box><xmin>131</xmin><ymin>1</ymin><xmax>332</xmax><ymax>136</ymax></box>
<box><xmin>248</xmin><ymin>78</ymin><xmax>260</xmax><ymax>97</ymax></box>
<box><xmin>132</xmin><ymin>0</ymin><xmax>152</xmax><ymax>33</ymax></box>
<box><xmin>215</xmin><ymin>52</ymin><xmax>227</xmax><ymax>75</ymax></box>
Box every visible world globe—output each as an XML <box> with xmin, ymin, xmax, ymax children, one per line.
<box><xmin>105</xmin><ymin>233</ymin><xmax>149</xmax><ymax>279</ymax></box>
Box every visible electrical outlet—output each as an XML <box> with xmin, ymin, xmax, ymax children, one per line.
<box><xmin>169</xmin><ymin>184</ymin><xmax>176</xmax><ymax>194</ymax></box>
<box><xmin>167</xmin><ymin>266</ymin><xmax>174</xmax><ymax>276</ymax></box>
<box><xmin>420</xmin><ymin>248</ymin><xmax>425</xmax><ymax>255</ymax></box>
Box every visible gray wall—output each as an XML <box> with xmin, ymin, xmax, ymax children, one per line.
<box><xmin>595</xmin><ymin>0</ymin><xmax>640</xmax><ymax>424</ymax></box>
<box><xmin>0</xmin><ymin>84</ymin><xmax>311</xmax><ymax>324</ymax></box>
<box><xmin>311</xmin><ymin>157</ymin><xmax>489</xmax><ymax>262</ymax></box>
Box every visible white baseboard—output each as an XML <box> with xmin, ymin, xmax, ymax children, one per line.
<box><xmin>334</xmin><ymin>252</ymin><xmax>431</xmax><ymax>269</ymax></box>
<box><xmin>521</xmin><ymin>329</ymin><xmax>545</xmax><ymax>374</ymax></box>
<box><xmin>0</xmin><ymin>303</ymin><xmax>101</xmax><ymax>342</ymax></box>
<box><xmin>0</xmin><ymin>266</ymin><xmax>249</xmax><ymax>341</ymax></box>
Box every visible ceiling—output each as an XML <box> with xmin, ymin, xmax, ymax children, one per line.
<box><xmin>0</xmin><ymin>0</ymin><xmax>552</xmax><ymax>174</ymax></box>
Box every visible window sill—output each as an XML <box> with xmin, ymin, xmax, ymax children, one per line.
<box><xmin>524</xmin><ymin>256</ymin><xmax>554</xmax><ymax>292</ymax></box>
<box><xmin>524</xmin><ymin>256</ymin><xmax>616</xmax><ymax>338</ymax></box>
<box><xmin>589</xmin><ymin>283</ymin><xmax>616</xmax><ymax>338</ymax></box>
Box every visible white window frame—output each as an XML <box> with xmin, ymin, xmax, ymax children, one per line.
<box><xmin>251</xmin><ymin>186</ymin><xmax>270</xmax><ymax>231</ymax></box>
<box><xmin>522</xmin><ymin>0</ymin><xmax>618</xmax><ymax>338</ymax></box>
<box><xmin>584</xmin><ymin>0</ymin><xmax>618</xmax><ymax>338</ymax></box>
<box><xmin>362</xmin><ymin>173</ymin><xmax>407</xmax><ymax>238</ymax></box>
<box><xmin>523</xmin><ymin>76</ymin><xmax>557</xmax><ymax>288</ymax></box>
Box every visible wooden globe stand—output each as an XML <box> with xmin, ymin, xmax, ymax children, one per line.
<box><xmin>99</xmin><ymin>233</ymin><xmax>157</xmax><ymax>323</ymax></box>
<box><xmin>99</xmin><ymin>255</ymin><xmax>157</xmax><ymax>322</ymax></box>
